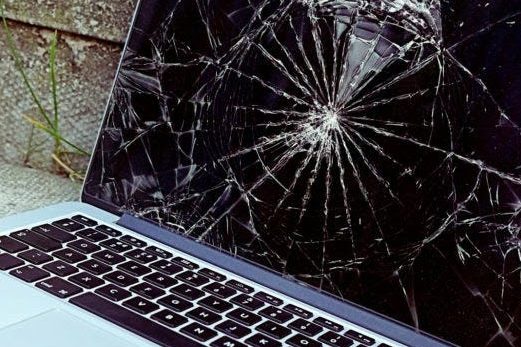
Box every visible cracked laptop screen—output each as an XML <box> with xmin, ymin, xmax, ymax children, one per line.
<box><xmin>84</xmin><ymin>1</ymin><xmax>521</xmax><ymax>345</ymax></box>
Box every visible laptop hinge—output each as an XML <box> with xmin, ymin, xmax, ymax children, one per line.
<box><xmin>116</xmin><ymin>213</ymin><xmax>155</xmax><ymax>234</ymax></box>
<box><xmin>116</xmin><ymin>213</ymin><xmax>190</xmax><ymax>246</ymax></box>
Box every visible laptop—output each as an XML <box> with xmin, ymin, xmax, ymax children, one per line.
<box><xmin>1</xmin><ymin>1</ymin><xmax>519</xmax><ymax>346</ymax></box>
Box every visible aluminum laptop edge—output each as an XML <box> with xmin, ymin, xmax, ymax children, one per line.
<box><xmin>2</xmin><ymin>1</ymin><xmax>519</xmax><ymax>347</ymax></box>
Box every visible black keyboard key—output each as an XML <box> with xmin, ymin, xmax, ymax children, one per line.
<box><xmin>245</xmin><ymin>333</ymin><xmax>281</xmax><ymax>347</ymax></box>
<box><xmin>226</xmin><ymin>308</ymin><xmax>262</xmax><ymax>326</ymax></box>
<box><xmin>18</xmin><ymin>249</ymin><xmax>53</xmax><ymax>265</ymax></box>
<box><xmin>36</xmin><ymin>277</ymin><xmax>82</xmax><ymax>298</ymax></box>
<box><xmin>226</xmin><ymin>279</ymin><xmax>254</xmax><ymax>294</ymax></box>
<box><xmin>144</xmin><ymin>272</ymin><xmax>177</xmax><ymax>289</ymax></box>
<box><xmin>10</xmin><ymin>265</ymin><xmax>49</xmax><ymax>282</ymax></box>
<box><xmin>152</xmin><ymin>309</ymin><xmax>188</xmax><ymax>328</ymax></box>
<box><xmin>71</xmin><ymin>215</ymin><xmax>97</xmax><ymax>227</ymax></box>
<box><xmin>150</xmin><ymin>259</ymin><xmax>183</xmax><ymax>275</ymax></box>
<box><xmin>68</xmin><ymin>239</ymin><xmax>101</xmax><ymax>254</ymax></box>
<box><xmin>180</xmin><ymin>322</ymin><xmax>217</xmax><ymax>342</ymax></box>
<box><xmin>158</xmin><ymin>294</ymin><xmax>193</xmax><ymax>312</ymax></box>
<box><xmin>211</xmin><ymin>337</ymin><xmax>247</xmax><ymax>347</ymax></box>
<box><xmin>171</xmin><ymin>283</ymin><xmax>205</xmax><ymax>301</ymax></box>
<box><xmin>199</xmin><ymin>268</ymin><xmax>227</xmax><ymax>282</ymax></box>
<box><xmin>176</xmin><ymin>271</ymin><xmax>210</xmax><ymax>287</ymax></box>
<box><xmin>126</xmin><ymin>249</ymin><xmax>157</xmax><ymax>264</ymax></box>
<box><xmin>77</xmin><ymin>229</ymin><xmax>109</xmax><ymax>242</ymax></box>
<box><xmin>11</xmin><ymin>230</ymin><xmax>61</xmax><ymax>252</ymax></box>
<box><xmin>33</xmin><ymin>224</ymin><xmax>75</xmax><ymax>243</ymax></box>
<box><xmin>254</xmin><ymin>292</ymin><xmax>283</xmax><ymax>306</ymax></box>
<box><xmin>118</xmin><ymin>261</ymin><xmax>151</xmax><ymax>277</ymax></box>
<box><xmin>216</xmin><ymin>320</ymin><xmax>252</xmax><ymax>339</ymax></box>
<box><xmin>187</xmin><ymin>307</ymin><xmax>221</xmax><ymax>325</ymax></box>
<box><xmin>100</xmin><ymin>239</ymin><xmax>133</xmax><ymax>253</ymax></box>
<box><xmin>319</xmin><ymin>331</ymin><xmax>354</xmax><ymax>347</ymax></box>
<box><xmin>71</xmin><ymin>293</ymin><xmax>203</xmax><ymax>347</ymax></box>
<box><xmin>199</xmin><ymin>295</ymin><xmax>233</xmax><ymax>313</ymax></box>
<box><xmin>344</xmin><ymin>330</ymin><xmax>375</xmax><ymax>345</ymax></box>
<box><xmin>284</xmin><ymin>304</ymin><xmax>313</xmax><ymax>319</ymax></box>
<box><xmin>256</xmin><ymin>321</ymin><xmax>291</xmax><ymax>339</ymax></box>
<box><xmin>314</xmin><ymin>317</ymin><xmax>344</xmax><ymax>333</ymax></box>
<box><xmin>288</xmin><ymin>319</ymin><xmax>323</xmax><ymax>337</ymax></box>
<box><xmin>53</xmin><ymin>248</ymin><xmax>87</xmax><ymax>264</ymax></box>
<box><xmin>259</xmin><ymin>306</ymin><xmax>294</xmax><ymax>324</ymax></box>
<box><xmin>92</xmin><ymin>249</ymin><xmax>126</xmax><ymax>265</ymax></box>
<box><xmin>120</xmin><ymin>235</ymin><xmax>147</xmax><ymax>248</ymax></box>
<box><xmin>78</xmin><ymin>259</ymin><xmax>112</xmax><ymax>275</ymax></box>
<box><xmin>95</xmin><ymin>225</ymin><xmax>122</xmax><ymax>237</ymax></box>
<box><xmin>172</xmin><ymin>256</ymin><xmax>199</xmax><ymax>270</ymax></box>
<box><xmin>0</xmin><ymin>236</ymin><xmax>28</xmax><ymax>253</ymax></box>
<box><xmin>43</xmin><ymin>260</ymin><xmax>78</xmax><ymax>276</ymax></box>
<box><xmin>104</xmin><ymin>270</ymin><xmax>138</xmax><ymax>287</ymax></box>
<box><xmin>0</xmin><ymin>253</ymin><xmax>24</xmax><ymax>270</ymax></box>
<box><xmin>287</xmin><ymin>334</ymin><xmax>322</xmax><ymax>347</ymax></box>
<box><xmin>53</xmin><ymin>219</ymin><xmax>85</xmax><ymax>232</ymax></box>
<box><xmin>123</xmin><ymin>296</ymin><xmax>159</xmax><ymax>315</ymax></box>
<box><xmin>130</xmin><ymin>282</ymin><xmax>165</xmax><ymax>300</ymax></box>
<box><xmin>69</xmin><ymin>272</ymin><xmax>105</xmax><ymax>289</ymax></box>
<box><xmin>231</xmin><ymin>294</ymin><xmax>265</xmax><ymax>311</ymax></box>
<box><xmin>95</xmin><ymin>284</ymin><xmax>131</xmax><ymax>302</ymax></box>
<box><xmin>377</xmin><ymin>344</ymin><xmax>392</xmax><ymax>347</ymax></box>
<box><xmin>146</xmin><ymin>246</ymin><xmax>172</xmax><ymax>259</ymax></box>
<box><xmin>203</xmin><ymin>282</ymin><xmax>237</xmax><ymax>299</ymax></box>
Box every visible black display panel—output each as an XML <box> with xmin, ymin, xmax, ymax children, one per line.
<box><xmin>84</xmin><ymin>1</ymin><xmax>521</xmax><ymax>345</ymax></box>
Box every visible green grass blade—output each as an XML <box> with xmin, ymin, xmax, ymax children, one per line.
<box><xmin>25</xmin><ymin>116</ymin><xmax>89</xmax><ymax>156</ymax></box>
<box><xmin>49</xmin><ymin>31</ymin><xmax>59</xmax><ymax>132</ymax></box>
<box><xmin>1</xmin><ymin>0</ymin><xmax>89</xmax><ymax>161</ymax></box>
<box><xmin>0</xmin><ymin>0</ymin><xmax>54</xmax><ymax>129</ymax></box>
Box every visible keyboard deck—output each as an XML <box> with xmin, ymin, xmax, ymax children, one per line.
<box><xmin>0</xmin><ymin>214</ymin><xmax>400</xmax><ymax>347</ymax></box>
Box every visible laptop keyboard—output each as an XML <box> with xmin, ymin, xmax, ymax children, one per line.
<box><xmin>0</xmin><ymin>214</ymin><xmax>399</xmax><ymax>347</ymax></box>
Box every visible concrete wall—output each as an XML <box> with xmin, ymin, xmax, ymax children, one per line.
<box><xmin>0</xmin><ymin>0</ymin><xmax>136</xmax><ymax>172</ymax></box>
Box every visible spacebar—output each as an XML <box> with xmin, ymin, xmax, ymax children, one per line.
<box><xmin>70</xmin><ymin>292</ymin><xmax>203</xmax><ymax>347</ymax></box>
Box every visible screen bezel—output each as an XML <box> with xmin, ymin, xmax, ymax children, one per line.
<box><xmin>79</xmin><ymin>3</ymin><xmax>456</xmax><ymax>346</ymax></box>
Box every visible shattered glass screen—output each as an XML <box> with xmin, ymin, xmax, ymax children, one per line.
<box><xmin>84</xmin><ymin>0</ymin><xmax>521</xmax><ymax>345</ymax></box>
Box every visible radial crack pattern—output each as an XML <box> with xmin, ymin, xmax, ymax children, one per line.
<box><xmin>85</xmin><ymin>1</ymin><xmax>521</xmax><ymax>345</ymax></box>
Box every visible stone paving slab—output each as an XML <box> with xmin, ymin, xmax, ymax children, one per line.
<box><xmin>0</xmin><ymin>21</ymin><xmax>122</xmax><ymax>171</ymax></box>
<box><xmin>0</xmin><ymin>163</ymin><xmax>81</xmax><ymax>218</ymax></box>
<box><xmin>0</xmin><ymin>2</ymin><xmax>133</xmax><ymax>216</ymax></box>
<box><xmin>3</xmin><ymin>0</ymin><xmax>136</xmax><ymax>43</ymax></box>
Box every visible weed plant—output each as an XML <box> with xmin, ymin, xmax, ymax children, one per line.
<box><xmin>0</xmin><ymin>0</ymin><xmax>88</xmax><ymax>180</ymax></box>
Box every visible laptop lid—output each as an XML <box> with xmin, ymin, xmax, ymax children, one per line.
<box><xmin>82</xmin><ymin>1</ymin><xmax>521</xmax><ymax>346</ymax></box>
